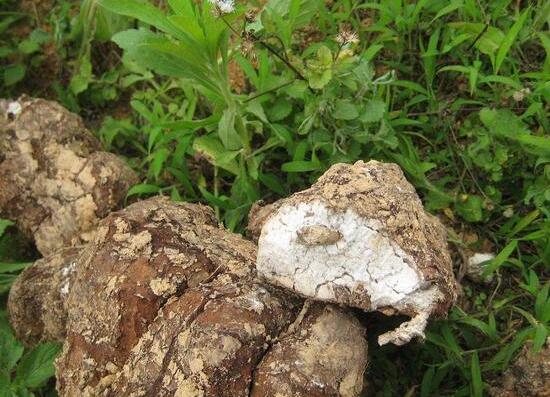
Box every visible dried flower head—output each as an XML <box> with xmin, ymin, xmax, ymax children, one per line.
<box><xmin>336</xmin><ymin>29</ymin><xmax>359</xmax><ymax>45</ymax></box>
<box><xmin>241</xmin><ymin>34</ymin><xmax>257</xmax><ymax>65</ymax></box>
<box><xmin>207</xmin><ymin>0</ymin><xmax>235</xmax><ymax>15</ymax></box>
<box><xmin>512</xmin><ymin>87</ymin><xmax>531</xmax><ymax>102</ymax></box>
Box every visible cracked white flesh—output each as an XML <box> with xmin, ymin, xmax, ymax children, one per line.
<box><xmin>257</xmin><ymin>200</ymin><xmax>440</xmax><ymax>345</ymax></box>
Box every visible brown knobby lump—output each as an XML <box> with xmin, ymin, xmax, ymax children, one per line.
<box><xmin>92</xmin><ymin>276</ymin><xmax>300</xmax><ymax>396</ymax></box>
<box><xmin>0</xmin><ymin>97</ymin><xmax>138</xmax><ymax>255</ymax></box>
<box><xmin>56</xmin><ymin>197</ymin><xmax>368</xmax><ymax>397</ymax></box>
<box><xmin>251</xmin><ymin>303</ymin><xmax>368</xmax><ymax>397</ymax></box>
<box><xmin>254</xmin><ymin>160</ymin><xmax>458</xmax><ymax>346</ymax></box>
<box><xmin>7</xmin><ymin>246</ymin><xmax>81</xmax><ymax>347</ymax></box>
<box><xmin>489</xmin><ymin>339</ymin><xmax>550</xmax><ymax>397</ymax></box>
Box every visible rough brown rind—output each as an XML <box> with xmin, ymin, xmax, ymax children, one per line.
<box><xmin>7</xmin><ymin>247</ymin><xmax>81</xmax><ymax>347</ymax></box>
<box><xmin>0</xmin><ymin>97</ymin><xmax>138</xmax><ymax>255</ymax></box>
<box><xmin>93</xmin><ymin>276</ymin><xmax>300</xmax><ymax>396</ymax></box>
<box><xmin>254</xmin><ymin>160</ymin><xmax>458</xmax><ymax>345</ymax></box>
<box><xmin>489</xmin><ymin>339</ymin><xmax>550</xmax><ymax>397</ymax></box>
<box><xmin>251</xmin><ymin>303</ymin><xmax>368</xmax><ymax>397</ymax></box>
<box><xmin>55</xmin><ymin>197</ymin><xmax>367</xmax><ymax>397</ymax></box>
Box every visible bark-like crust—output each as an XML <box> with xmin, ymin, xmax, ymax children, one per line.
<box><xmin>254</xmin><ymin>160</ymin><xmax>458</xmax><ymax>345</ymax></box>
<box><xmin>489</xmin><ymin>340</ymin><xmax>550</xmax><ymax>397</ymax></box>
<box><xmin>251</xmin><ymin>303</ymin><xmax>368</xmax><ymax>397</ymax></box>
<box><xmin>55</xmin><ymin>197</ymin><xmax>367</xmax><ymax>397</ymax></box>
<box><xmin>0</xmin><ymin>97</ymin><xmax>138</xmax><ymax>255</ymax></box>
<box><xmin>93</xmin><ymin>276</ymin><xmax>300</xmax><ymax>396</ymax></box>
<box><xmin>7</xmin><ymin>247</ymin><xmax>81</xmax><ymax>347</ymax></box>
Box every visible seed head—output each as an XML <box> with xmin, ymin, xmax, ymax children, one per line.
<box><xmin>336</xmin><ymin>29</ymin><xmax>359</xmax><ymax>45</ymax></box>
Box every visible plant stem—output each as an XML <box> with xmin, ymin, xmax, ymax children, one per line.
<box><xmin>243</xmin><ymin>80</ymin><xmax>295</xmax><ymax>102</ymax></box>
<box><xmin>220</xmin><ymin>16</ymin><xmax>310</xmax><ymax>84</ymax></box>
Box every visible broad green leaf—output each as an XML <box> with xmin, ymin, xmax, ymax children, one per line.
<box><xmin>495</xmin><ymin>7</ymin><xmax>530</xmax><ymax>73</ymax></box>
<box><xmin>360</xmin><ymin>99</ymin><xmax>386</xmax><ymax>123</ymax></box>
<box><xmin>480</xmin><ymin>108</ymin><xmax>550</xmax><ymax>155</ymax></box>
<box><xmin>168</xmin><ymin>0</ymin><xmax>195</xmax><ymax>15</ymax></box>
<box><xmin>532</xmin><ymin>324</ymin><xmax>549</xmax><ymax>353</ymax></box>
<box><xmin>15</xmin><ymin>342</ymin><xmax>61</xmax><ymax>388</ymax></box>
<box><xmin>150</xmin><ymin>148</ymin><xmax>170</xmax><ymax>180</ymax></box>
<box><xmin>259</xmin><ymin>173</ymin><xmax>287</xmax><ymax>195</ymax></box>
<box><xmin>4</xmin><ymin>64</ymin><xmax>25</xmax><ymax>86</ymax></box>
<box><xmin>333</xmin><ymin>100</ymin><xmax>359</xmax><ymax>120</ymax></box>
<box><xmin>218</xmin><ymin>107</ymin><xmax>242</xmax><ymax>150</ymax></box>
<box><xmin>70</xmin><ymin>55</ymin><xmax>93</xmax><ymax>95</ymax></box>
<box><xmin>193</xmin><ymin>135</ymin><xmax>239</xmax><ymax>175</ymax></box>
<box><xmin>98</xmin><ymin>0</ymin><xmax>176</xmax><ymax>36</ymax></box>
<box><xmin>431</xmin><ymin>0</ymin><xmax>462</xmax><ymax>22</ymax></box>
<box><xmin>455</xmin><ymin>195</ymin><xmax>483</xmax><ymax>222</ymax></box>
<box><xmin>112</xmin><ymin>29</ymin><xmax>218</xmax><ymax>95</ymax></box>
<box><xmin>0</xmin><ymin>328</ymin><xmax>23</xmax><ymax>372</ymax></box>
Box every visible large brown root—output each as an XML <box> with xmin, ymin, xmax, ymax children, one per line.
<box><xmin>0</xmin><ymin>97</ymin><xmax>138</xmax><ymax>255</ymax></box>
<box><xmin>7</xmin><ymin>247</ymin><xmax>81</xmax><ymax>346</ymax></box>
<box><xmin>252</xmin><ymin>160</ymin><xmax>458</xmax><ymax>346</ymax></box>
<box><xmin>251</xmin><ymin>303</ymin><xmax>368</xmax><ymax>397</ymax></box>
<box><xmin>54</xmin><ymin>197</ymin><xmax>368</xmax><ymax>396</ymax></box>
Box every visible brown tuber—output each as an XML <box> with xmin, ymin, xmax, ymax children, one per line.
<box><xmin>0</xmin><ymin>97</ymin><xmax>138</xmax><ymax>255</ymax></box>
<box><xmin>489</xmin><ymin>339</ymin><xmax>550</xmax><ymax>397</ymax></box>
<box><xmin>251</xmin><ymin>302</ymin><xmax>368</xmax><ymax>397</ymax></box>
<box><xmin>54</xmin><ymin>197</ymin><xmax>368</xmax><ymax>397</ymax></box>
<box><xmin>253</xmin><ymin>160</ymin><xmax>458</xmax><ymax>346</ymax></box>
<box><xmin>7</xmin><ymin>246</ymin><xmax>80</xmax><ymax>346</ymax></box>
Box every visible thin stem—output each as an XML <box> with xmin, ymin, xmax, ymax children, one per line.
<box><xmin>220</xmin><ymin>15</ymin><xmax>310</xmax><ymax>85</ymax></box>
<box><xmin>243</xmin><ymin>80</ymin><xmax>295</xmax><ymax>102</ymax></box>
<box><xmin>257</xmin><ymin>39</ymin><xmax>308</xmax><ymax>82</ymax></box>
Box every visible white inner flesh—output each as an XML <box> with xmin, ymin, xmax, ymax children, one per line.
<box><xmin>257</xmin><ymin>200</ymin><xmax>437</xmax><ymax>313</ymax></box>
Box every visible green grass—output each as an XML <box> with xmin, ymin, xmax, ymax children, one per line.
<box><xmin>1</xmin><ymin>0</ymin><xmax>549</xmax><ymax>396</ymax></box>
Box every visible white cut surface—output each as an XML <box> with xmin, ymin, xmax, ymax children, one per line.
<box><xmin>257</xmin><ymin>201</ymin><xmax>436</xmax><ymax>311</ymax></box>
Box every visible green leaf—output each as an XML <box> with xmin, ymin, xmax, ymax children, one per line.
<box><xmin>483</xmin><ymin>240</ymin><xmax>518</xmax><ymax>275</ymax></box>
<box><xmin>98</xmin><ymin>0</ymin><xmax>175</xmax><ymax>36</ymax></box>
<box><xmin>4</xmin><ymin>64</ymin><xmax>25</xmax><ymax>86</ymax></box>
<box><xmin>0</xmin><ymin>262</ymin><xmax>31</xmax><ymax>274</ymax></box>
<box><xmin>480</xmin><ymin>108</ymin><xmax>550</xmax><ymax>155</ymax></box>
<box><xmin>532</xmin><ymin>324</ymin><xmax>548</xmax><ymax>353</ymax></box>
<box><xmin>15</xmin><ymin>342</ymin><xmax>61</xmax><ymax>388</ymax></box>
<box><xmin>150</xmin><ymin>148</ymin><xmax>169</xmax><ymax>180</ymax></box>
<box><xmin>470</xmin><ymin>352</ymin><xmax>483</xmax><ymax>397</ymax></box>
<box><xmin>281</xmin><ymin>160</ymin><xmax>320</xmax><ymax>173</ymax></box>
<box><xmin>455</xmin><ymin>195</ymin><xmax>483</xmax><ymax>222</ymax></box>
<box><xmin>193</xmin><ymin>135</ymin><xmax>239</xmax><ymax>175</ymax></box>
<box><xmin>495</xmin><ymin>7</ymin><xmax>530</xmax><ymax>73</ymax></box>
<box><xmin>267</xmin><ymin>99</ymin><xmax>292</xmax><ymax>122</ymax></box>
<box><xmin>0</xmin><ymin>328</ymin><xmax>24</xmax><ymax>372</ymax></box>
<box><xmin>360</xmin><ymin>99</ymin><xmax>386</xmax><ymax>123</ymax></box>
<box><xmin>0</xmin><ymin>220</ymin><xmax>13</xmax><ymax>238</ymax></box>
<box><xmin>259</xmin><ymin>173</ymin><xmax>287</xmax><ymax>195</ymax></box>
<box><xmin>126</xmin><ymin>184</ymin><xmax>161</xmax><ymax>198</ymax></box>
<box><xmin>70</xmin><ymin>55</ymin><xmax>93</xmax><ymax>95</ymax></box>
<box><xmin>333</xmin><ymin>100</ymin><xmax>359</xmax><ymax>120</ymax></box>
<box><xmin>218</xmin><ymin>107</ymin><xmax>242</xmax><ymax>151</ymax></box>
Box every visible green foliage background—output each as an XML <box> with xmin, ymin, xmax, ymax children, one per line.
<box><xmin>0</xmin><ymin>0</ymin><xmax>549</xmax><ymax>395</ymax></box>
